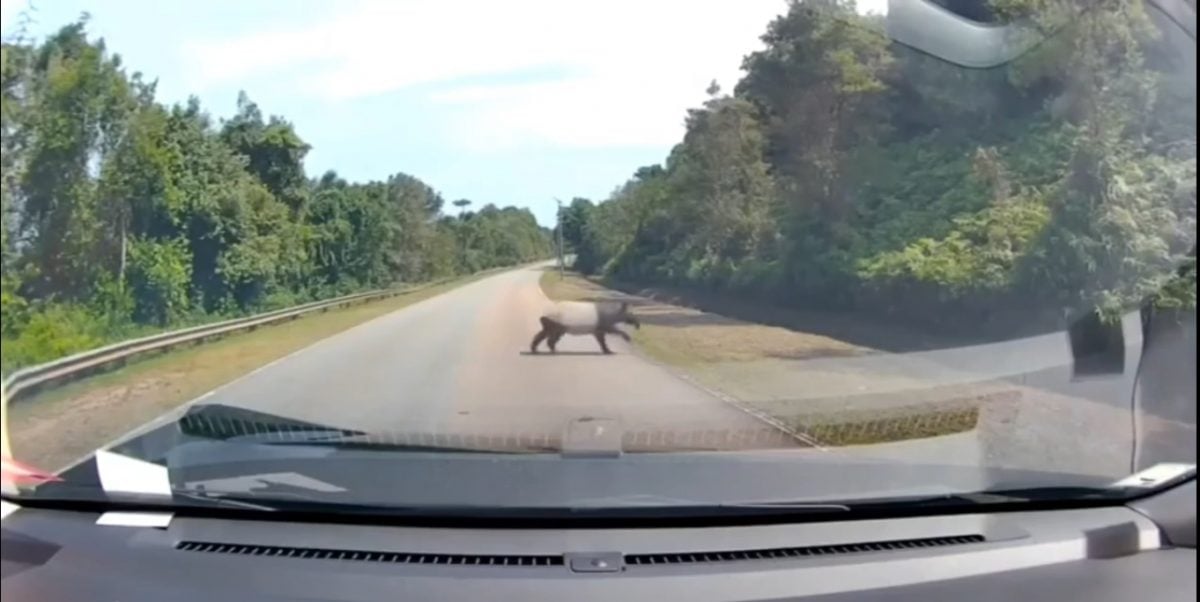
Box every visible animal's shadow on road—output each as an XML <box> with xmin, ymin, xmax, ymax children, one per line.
<box><xmin>518</xmin><ymin>351</ymin><xmax>613</xmax><ymax>357</ymax></box>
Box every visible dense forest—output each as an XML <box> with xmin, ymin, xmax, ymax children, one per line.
<box><xmin>566</xmin><ymin>0</ymin><xmax>1196</xmax><ymax>338</ymax></box>
<box><xmin>0</xmin><ymin>21</ymin><xmax>552</xmax><ymax>372</ymax></box>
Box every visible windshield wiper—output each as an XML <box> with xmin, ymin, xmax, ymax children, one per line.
<box><xmin>705</xmin><ymin>486</ymin><xmax>1143</xmax><ymax>516</ymax></box>
<box><xmin>836</xmin><ymin>486</ymin><xmax>1140</xmax><ymax>511</ymax></box>
<box><xmin>162</xmin><ymin>493</ymin><xmax>854</xmax><ymax>520</ymax></box>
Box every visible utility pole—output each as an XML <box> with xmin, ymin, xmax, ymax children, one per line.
<box><xmin>555</xmin><ymin>198</ymin><xmax>565</xmax><ymax>279</ymax></box>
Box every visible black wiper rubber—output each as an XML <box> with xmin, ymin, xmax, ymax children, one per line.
<box><xmin>842</xmin><ymin>486</ymin><xmax>1131</xmax><ymax>510</ymax></box>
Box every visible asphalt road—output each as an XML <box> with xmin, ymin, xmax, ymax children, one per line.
<box><xmin>208</xmin><ymin>264</ymin><xmax>797</xmax><ymax>451</ymax></box>
<box><xmin>102</xmin><ymin>262</ymin><xmax>1189</xmax><ymax>476</ymax></box>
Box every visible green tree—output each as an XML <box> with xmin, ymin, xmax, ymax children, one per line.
<box><xmin>573</xmin><ymin>0</ymin><xmax>1194</xmax><ymax>334</ymax></box>
<box><xmin>19</xmin><ymin>21</ymin><xmax>136</xmax><ymax>299</ymax></box>
<box><xmin>559</xmin><ymin>197</ymin><xmax>594</xmax><ymax>250</ymax></box>
<box><xmin>220</xmin><ymin>92</ymin><xmax>311</xmax><ymax>214</ymax></box>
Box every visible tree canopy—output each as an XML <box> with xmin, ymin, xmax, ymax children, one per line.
<box><xmin>571</xmin><ymin>0</ymin><xmax>1195</xmax><ymax>336</ymax></box>
<box><xmin>0</xmin><ymin>21</ymin><xmax>551</xmax><ymax>371</ymax></box>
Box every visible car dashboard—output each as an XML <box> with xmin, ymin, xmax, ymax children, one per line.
<box><xmin>2</xmin><ymin>480</ymin><xmax>1194</xmax><ymax>601</ymax></box>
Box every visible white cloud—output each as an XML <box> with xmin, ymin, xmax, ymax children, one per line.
<box><xmin>183</xmin><ymin>0</ymin><xmax>889</xmax><ymax>150</ymax></box>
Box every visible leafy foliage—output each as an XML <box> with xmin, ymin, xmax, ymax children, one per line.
<box><xmin>0</xmin><ymin>21</ymin><xmax>551</xmax><ymax>373</ymax></box>
<box><xmin>573</xmin><ymin>0</ymin><xmax>1194</xmax><ymax>335</ymax></box>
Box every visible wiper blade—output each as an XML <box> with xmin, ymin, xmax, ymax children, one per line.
<box><xmin>720</xmin><ymin>486</ymin><xmax>1130</xmax><ymax>514</ymax></box>
<box><xmin>562</xmin><ymin>494</ymin><xmax>851</xmax><ymax>516</ymax></box>
<box><xmin>838</xmin><ymin>486</ymin><xmax>1130</xmax><ymax>510</ymax></box>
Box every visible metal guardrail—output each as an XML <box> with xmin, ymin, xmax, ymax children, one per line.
<box><xmin>0</xmin><ymin>280</ymin><xmax>449</xmax><ymax>405</ymax></box>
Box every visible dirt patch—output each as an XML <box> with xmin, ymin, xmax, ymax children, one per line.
<box><xmin>7</xmin><ymin>274</ymin><xmax>497</xmax><ymax>471</ymax></box>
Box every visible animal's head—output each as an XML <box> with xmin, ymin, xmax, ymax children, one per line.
<box><xmin>618</xmin><ymin>301</ymin><xmax>640</xmax><ymax>329</ymax></box>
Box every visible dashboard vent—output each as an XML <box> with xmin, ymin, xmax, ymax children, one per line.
<box><xmin>624</xmin><ymin>534</ymin><xmax>985</xmax><ymax>566</ymax></box>
<box><xmin>177</xmin><ymin>534</ymin><xmax>985</xmax><ymax>569</ymax></box>
<box><xmin>175</xmin><ymin>541</ymin><xmax>564</xmax><ymax>567</ymax></box>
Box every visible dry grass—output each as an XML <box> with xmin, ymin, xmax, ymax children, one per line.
<box><xmin>8</xmin><ymin>274</ymin><xmax>493</xmax><ymax>471</ymax></box>
<box><xmin>770</xmin><ymin>387</ymin><xmax>1019</xmax><ymax>446</ymax></box>
<box><xmin>797</xmin><ymin>406</ymin><xmax>981</xmax><ymax>446</ymax></box>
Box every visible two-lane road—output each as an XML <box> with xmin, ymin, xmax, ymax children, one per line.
<box><xmin>209</xmin><ymin>264</ymin><xmax>795</xmax><ymax>449</ymax></box>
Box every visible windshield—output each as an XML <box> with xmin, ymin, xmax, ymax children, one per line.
<box><xmin>0</xmin><ymin>0</ymin><xmax>1195</xmax><ymax>517</ymax></box>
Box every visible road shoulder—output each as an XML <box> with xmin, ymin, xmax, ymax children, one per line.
<box><xmin>539</xmin><ymin>270</ymin><xmax>1148</xmax><ymax>477</ymax></box>
<box><xmin>7</xmin><ymin>272</ymin><xmax>504</xmax><ymax>471</ymax></box>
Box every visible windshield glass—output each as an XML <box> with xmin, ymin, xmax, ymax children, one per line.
<box><xmin>1</xmin><ymin>0</ymin><xmax>1195</xmax><ymax>516</ymax></box>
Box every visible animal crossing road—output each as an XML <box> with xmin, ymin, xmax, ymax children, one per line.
<box><xmin>211</xmin><ymin>264</ymin><xmax>795</xmax><ymax>449</ymax></box>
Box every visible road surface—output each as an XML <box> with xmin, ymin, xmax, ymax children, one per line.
<box><xmin>205</xmin><ymin>264</ymin><xmax>798</xmax><ymax>450</ymax></box>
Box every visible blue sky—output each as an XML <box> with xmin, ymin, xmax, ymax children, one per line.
<box><xmin>1</xmin><ymin>0</ymin><xmax>885</xmax><ymax>226</ymax></box>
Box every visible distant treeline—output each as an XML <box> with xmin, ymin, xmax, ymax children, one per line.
<box><xmin>0</xmin><ymin>21</ymin><xmax>552</xmax><ymax>372</ymax></box>
<box><xmin>563</xmin><ymin>0</ymin><xmax>1195</xmax><ymax>337</ymax></box>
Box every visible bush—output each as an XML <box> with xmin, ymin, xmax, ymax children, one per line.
<box><xmin>128</xmin><ymin>238</ymin><xmax>193</xmax><ymax>326</ymax></box>
<box><xmin>1</xmin><ymin>304</ymin><xmax>106</xmax><ymax>374</ymax></box>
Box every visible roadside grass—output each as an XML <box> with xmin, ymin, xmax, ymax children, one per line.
<box><xmin>8</xmin><ymin>271</ymin><xmax>498</xmax><ymax>471</ymax></box>
<box><xmin>539</xmin><ymin>269</ymin><xmax>986</xmax><ymax>447</ymax></box>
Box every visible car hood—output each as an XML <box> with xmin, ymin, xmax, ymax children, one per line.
<box><xmin>27</xmin><ymin>404</ymin><xmax>1116</xmax><ymax>513</ymax></box>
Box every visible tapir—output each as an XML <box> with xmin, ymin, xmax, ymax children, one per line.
<box><xmin>530</xmin><ymin>300</ymin><xmax>641</xmax><ymax>354</ymax></box>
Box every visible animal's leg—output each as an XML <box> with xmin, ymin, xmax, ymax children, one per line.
<box><xmin>530</xmin><ymin>328</ymin><xmax>548</xmax><ymax>353</ymax></box>
<box><xmin>530</xmin><ymin>327</ymin><xmax>549</xmax><ymax>353</ymax></box>
<box><xmin>548</xmin><ymin>326</ymin><xmax>565</xmax><ymax>353</ymax></box>
<box><xmin>594</xmin><ymin>331</ymin><xmax>612</xmax><ymax>354</ymax></box>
